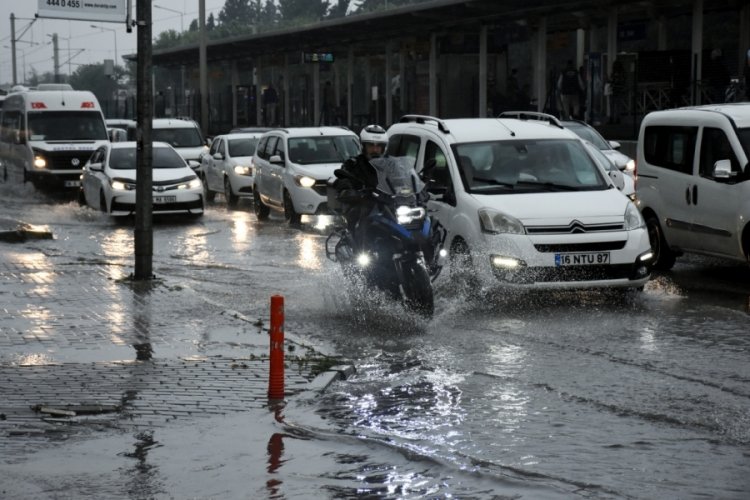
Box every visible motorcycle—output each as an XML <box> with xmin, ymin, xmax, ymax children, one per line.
<box><xmin>325</xmin><ymin>156</ymin><xmax>446</xmax><ymax>317</ymax></box>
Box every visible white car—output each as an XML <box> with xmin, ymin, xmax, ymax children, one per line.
<box><xmin>582</xmin><ymin>140</ymin><xmax>636</xmax><ymax>201</ymax></box>
<box><xmin>80</xmin><ymin>141</ymin><xmax>204</xmax><ymax>217</ymax></box>
<box><xmin>387</xmin><ymin>115</ymin><xmax>653</xmax><ymax>292</ymax></box>
<box><xmin>152</xmin><ymin>118</ymin><xmax>209</xmax><ymax>171</ymax></box>
<box><xmin>252</xmin><ymin>127</ymin><xmax>360</xmax><ymax>224</ymax></box>
<box><xmin>201</xmin><ymin>132</ymin><xmax>262</xmax><ymax>208</ymax></box>
<box><xmin>636</xmin><ymin>103</ymin><xmax>750</xmax><ymax>269</ymax></box>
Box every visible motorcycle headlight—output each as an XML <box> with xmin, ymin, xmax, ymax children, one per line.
<box><xmin>396</xmin><ymin>205</ymin><xmax>425</xmax><ymax>224</ymax></box>
<box><xmin>233</xmin><ymin>165</ymin><xmax>253</xmax><ymax>176</ymax></box>
<box><xmin>294</xmin><ymin>175</ymin><xmax>316</xmax><ymax>188</ymax></box>
<box><xmin>478</xmin><ymin>208</ymin><xmax>524</xmax><ymax>234</ymax></box>
<box><xmin>624</xmin><ymin>201</ymin><xmax>645</xmax><ymax>230</ymax></box>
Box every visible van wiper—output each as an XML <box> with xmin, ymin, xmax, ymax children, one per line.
<box><xmin>472</xmin><ymin>176</ymin><xmax>515</xmax><ymax>189</ymax></box>
<box><xmin>516</xmin><ymin>180</ymin><xmax>578</xmax><ymax>191</ymax></box>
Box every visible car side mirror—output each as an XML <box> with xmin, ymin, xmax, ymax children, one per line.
<box><xmin>213</xmin><ymin>152</ymin><xmax>224</xmax><ymax>160</ymax></box>
<box><xmin>89</xmin><ymin>163</ymin><xmax>103</xmax><ymax>172</ymax></box>
<box><xmin>608</xmin><ymin>169</ymin><xmax>625</xmax><ymax>190</ymax></box>
<box><xmin>270</xmin><ymin>154</ymin><xmax>284</xmax><ymax>165</ymax></box>
<box><xmin>609</xmin><ymin>140</ymin><xmax>621</xmax><ymax>150</ymax></box>
<box><xmin>712</xmin><ymin>159</ymin><xmax>733</xmax><ymax>179</ymax></box>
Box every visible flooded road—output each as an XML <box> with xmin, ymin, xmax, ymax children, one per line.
<box><xmin>2</xmin><ymin>184</ymin><xmax>749</xmax><ymax>499</ymax></box>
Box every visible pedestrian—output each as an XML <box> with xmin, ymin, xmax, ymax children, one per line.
<box><xmin>557</xmin><ymin>60</ymin><xmax>584</xmax><ymax>120</ymax></box>
<box><xmin>262</xmin><ymin>83</ymin><xmax>279</xmax><ymax>126</ymax></box>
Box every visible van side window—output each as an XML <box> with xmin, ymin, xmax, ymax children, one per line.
<box><xmin>700</xmin><ymin>128</ymin><xmax>740</xmax><ymax>178</ymax></box>
<box><xmin>387</xmin><ymin>134</ymin><xmax>421</xmax><ymax>167</ymax></box>
<box><xmin>1</xmin><ymin>110</ymin><xmax>22</xmax><ymax>142</ymax></box>
<box><xmin>265</xmin><ymin>136</ymin><xmax>279</xmax><ymax>159</ymax></box>
<box><xmin>643</xmin><ymin>126</ymin><xmax>697</xmax><ymax>175</ymax></box>
<box><xmin>424</xmin><ymin>140</ymin><xmax>450</xmax><ymax>189</ymax></box>
<box><xmin>256</xmin><ymin>137</ymin><xmax>269</xmax><ymax>159</ymax></box>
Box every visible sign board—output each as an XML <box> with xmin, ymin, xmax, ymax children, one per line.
<box><xmin>37</xmin><ymin>0</ymin><xmax>127</xmax><ymax>23</ymax></box>
<box><xmin>302</xmin><ymin>52</ymin><xmax>334</xmax><ymax>64</ymax></box>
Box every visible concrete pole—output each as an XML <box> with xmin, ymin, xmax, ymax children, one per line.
<box><xmin>347</xmin><ymin>46</ymin><xmax>354</xmax><ymax>128</ymax></box>
<box><xmin>691</xmin><ymin>0</ymin><xmax>703</xmax><ymax>105</ymax></box>
<box><xmin>134</xmin><ymin>0</ymin><xmax>154</xmax><ymax>280</ymax></box>
<box><xmin>313</xmin><ymin>61</ymin><xmax>320</xmax><ymax>126</ymax></box>
<box><xmin>534</xmin><ymin>17</ymin><xmax>547</xmax><ymax>113</ymax></box>
<box><xmin>11</xmin><ymin>13</ymin><xmax>17</xmax><ymax>85</ymax></box>
<box><xmin>52</xmin><ymin>34</ymin><xmax>60</xmax><ymax>83</ymax></box>
<box><xmin>199</xmin><ymin>0</ymin><xmax>208</xmax><ymax>135</ymax></box>
<box><xmin>385</xmin><ymin>41</ymin><xmax>392</xmax><ymax>126</ymax></box>
<box><xmin>479</xmin><ymin>25</ymin><xmax>488</xmax><ymax>118</ymax></box>
<box><xmin>429</xmin><ymin>32</ymin><xmax>437</xmax><ymax>116</ymax></box>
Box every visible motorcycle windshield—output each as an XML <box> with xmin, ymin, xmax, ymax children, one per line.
<box><xmin>369</xmin><ymin>156</ymin><xmax>424</xmax><ymax>199</ymax></box>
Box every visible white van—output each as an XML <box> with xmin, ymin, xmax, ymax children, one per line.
<box><xmin>0</xmin><ymin>89</ymin><xmax>108</xmax><ymax>189</ymax></box>
<box><xmin>636</xmin><ymin>104</ymin><xmax>750</xmax><ymax>269</ymax></box>
<box><xmin>152</xmin><ymin>118</ymin><xmax>208</xmax><ymax>171</ymax></box>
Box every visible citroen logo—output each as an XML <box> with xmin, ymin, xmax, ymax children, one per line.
<box><xmin>569</xmin><ymin>221</ymin><xmax>586</xmax><ymax>233</ymax></box>
<box><xmin>71</xmin><ymin>158</ymin><xmax>80</xmax><ymax>167</ymax></box>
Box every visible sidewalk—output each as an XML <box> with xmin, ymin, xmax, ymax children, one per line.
<box><xmin>0</xmin><ymin>221</ymin><xmax>348</xmax><ymax>465</ymax></box>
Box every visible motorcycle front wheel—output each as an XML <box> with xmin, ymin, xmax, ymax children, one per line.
<box><xmin>400</xmin><ymin>259</ymin><xmax>434</xmax><ymax>318</ymax></box>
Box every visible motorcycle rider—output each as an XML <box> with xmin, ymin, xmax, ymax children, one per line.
<box><xmin>333</xmin><ymin>124</ymin><xmax>389</xmax><ymax>242</ymax></box>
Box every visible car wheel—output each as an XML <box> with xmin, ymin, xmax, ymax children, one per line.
<box><xmin>253</xmin><ymin>186</ymin><xmax>270</xmax><ymax>220</ymax></box>
<box><xmin>203</xmin><ymin>176</ymin><xmax>215</xmax><ymax>202</ymax></box>
<box><xmin>224</xmin><ymin>177</ymin><xmax>239</xmax><ymax>209</ymax></box>
<box><xmin>645</xmin><ymin>213</ymin><xmax>676</xmax><ymax>271</ymax></box>
<box><xmin>99</xmin><ymin>191</ymin><xmax>108</xmax><ymax>213</ymax></box>
<box><xmin>283</xmin><ymin>190</ymin><xmax>301</xmax><ymax>225</ymax></box>
<box><xmin>450</xmin><ymin>239</ymin><xmax>481</xmax><ymax>298</ymax></box>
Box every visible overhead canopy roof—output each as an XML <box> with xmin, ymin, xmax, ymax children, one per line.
<box><xmin>140</xmin><ymin>0</ymin><xmax>708</xmax><ymax>67</ymax></box>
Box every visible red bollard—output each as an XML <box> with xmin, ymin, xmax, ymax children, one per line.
<box><xmin>268</xmin><ymin>295</ymin><xmax>285</xmax><ymax>400</ymax></box>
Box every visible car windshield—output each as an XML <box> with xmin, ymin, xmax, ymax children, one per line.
<box><xmin>228</xmin><ymin>138</ymin><xmax>258</xmax><ymax>157</ymax></box>
<box><xmin>453</xmin><ymin>139</ymin><xmax>608</xmax><ymax>194</ymax></box>
<box><xmin>109</xmin><ymin>147</ymin><xmax>187</xmax><ymax>169</ymax></box>
<box><xmin>28</xmin><ymin>111</ymin><xmax>107</xmax><ymax>141</ymax></box>
<box><xmin>566</xmin><ymin>123</ymin><xmax>611</xmax><ymax>150</ymax></box>
<box><xmin>153</xmin><ymin>127</ymin><xmax>204</xmax><ymax>148</ymax></box>
<box><xmin>288</xmin><ymin>136</ymin><xmax>360</xmax><ymax>165</ymax></box>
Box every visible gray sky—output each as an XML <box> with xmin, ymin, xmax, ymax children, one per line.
<box><xmin>1</xmin><ymin>0</ymin><xmax>226</xmax><ymax>85</ymax></box>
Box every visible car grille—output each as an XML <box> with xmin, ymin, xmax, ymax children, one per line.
<box><xmin>152</xmin><ymin>176</ymin><xmax>196</xmax><ymax>192</ymax></box>
<box><xmin>45</xmin><ymin>151</ymin><xmax>92</xmax><ymax>171</ymax></box>
<box><xmin>312</xmin><ymin>180</ymin><xmax>328</xmax><ymax>197</ymax></box>
<box><xmin>534</xmin><ymin>241</ymin><xmax>627</xmax><ymax>252</ymax></box>
<box><xmin>526</xmin><ymin>221</ymin><xmax>624</xmax><ymax>234</ymax></box>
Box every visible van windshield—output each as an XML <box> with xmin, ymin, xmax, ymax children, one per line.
<box><xmin>28</xmin><ymin>111</ymin><xmax>107</xmax><ymax>141</ymax></box>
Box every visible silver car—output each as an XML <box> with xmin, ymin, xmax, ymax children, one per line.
<box><xmin>201</xmin><ymin>132</ymin><xmax>262</xmax><ymax>208</ymax></box>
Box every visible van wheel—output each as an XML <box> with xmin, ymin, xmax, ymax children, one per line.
<box><xmin>224</xmin><ymin>177</ymin><xmax>239</xmax><ymax>209</ymax></box>
<box><xmin>203</xmin><ymin>176</ymin><xmax>215</xmax><ymax>202</ymax></box>
<box><xmin>284</xmin><ymin>190</ymin><xmax>301</xmax><ymax>225</ymax></box>
<box><xmin>646</xmin><ymin>214</ymin><xmax>676</xmax><ymax>271</ymax></box>
<box><xmin>253</xmin><ymin>187</ymin><xmax>270</xmax><ymax>220</ymax></box>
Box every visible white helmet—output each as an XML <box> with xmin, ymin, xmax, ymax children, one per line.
<box><xmin>360</xmin><ymin>124</ymin><xmax>388</xmax><ymax>149</ymax></box>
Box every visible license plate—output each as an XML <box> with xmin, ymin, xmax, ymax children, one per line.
<box><xmin>555</xmin><ymin>252</ymin><xmax>610</xmax><ymax>266</ymax></box>
<box><xmin>64</xmin><ymin>180</ymin><xmax>80</xmax><ymax>187</ymax></box>
<box><xmin>153</xmin><ymin>196</ymin><xmax>176</xmax><ymax>204</ymax></box>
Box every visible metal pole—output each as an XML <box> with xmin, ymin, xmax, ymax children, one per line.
<box><xmin>199</xmin><ymin>0</ymin><xmax>208</xmax><ymax>136</ymax></box>
<box><xmin>134</xmin><ymin>0</ymin><xmax>154</xmax><ymax>280</ymax></box>
<box><xmin>11</xmin><ymin>13</ymin><xmax>17</xmax><ymax>85</ymax></box>
<box><xmin>52</xmin><ymin>34</ymin><xmax>60</xmax><ymax>83</ymax></box>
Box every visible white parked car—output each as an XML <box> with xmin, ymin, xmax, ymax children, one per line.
<box><xmin>80</xmin><ymin>141</ymin><xmax>204</xmax><ymax>218</ymax></box>
<box><xmin>201</xmin><ymin>132</ymin><xmax>262</xmax><ymax>208</ymax></box>
<box><xmin>387</xmin><ymin>115</ymin><xmax>653</xmax><ymax>292</ymax></box>
<box><xmin>252</xmin><ymin>127</ymin><xmax>360</xmax><ymax>224</ymax></box>
<box><xmin>636</xmin><ymin>103</ymin><xmax>750</xmax><ymax>269</ymax></box>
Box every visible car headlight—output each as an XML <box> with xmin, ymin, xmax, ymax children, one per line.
<box><xmin>478</xmin><ymin>208</ymin><xmax>525</xmax><ymax>234</ymax></box>
<box><xmin>396</xmin><ymin>205</ymin><xmax>426</xmax><ymax>225</ymax></box>
<box><xmin>624</xmin><ymin>201</ymin><xmax>645</xmax><ymax>230</ymax></box>
<box><xmin>233</xmin><ymin>165</ymin><xmax>253</xmax><ymax>176</ymax></box>
<box><xmin>111</xmin><ymin>179</ymin><xmax>135</xmax><ymax>190</ymax></box>
<box><xmin>33</xmin><ymin>155</ymin><xmax>47</xmax><ymax>169</ymax></box>
<box><xmin>177</xmin><ymin>177</ymin><xmax>202</xmax><ymax>190</ymax></box>
<box><xmin>294</xmin><ymin>175</ymin><xmax>316</xmax><ymax>188</ymax></box>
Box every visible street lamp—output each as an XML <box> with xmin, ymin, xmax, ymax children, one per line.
<box><xmin>90</xmin><ymin>24</ymin><xmax>118</xmax><ymax>66</ymax></box>
<box><xmin>154</xmin><ymin>4</ymin><xmax>184</xmax><ymax>32</ymax></box>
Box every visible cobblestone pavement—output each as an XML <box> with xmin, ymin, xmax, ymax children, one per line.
<box><xmin>0</xmin><ymin>243</ymin><xmax>326</xmax><ymax>460</ymax></box>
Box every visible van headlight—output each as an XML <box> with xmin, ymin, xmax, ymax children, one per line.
<box><xmin>478</xmin><ymin>208</ymin><xmax>524</xmax><ymax>234</ymax></box>
<box><xmin>34</xmin><ymin>155</ymin><xmax>47</xmax><ymax>169</ymax></box>
<box><xmin>294</xmin><ymin>175</ymin><xmax>316</xmax><ymax>188</ymax></box>
<box><xmin>624</xmin><ymin>202</ymin><xmax>645</xmax><ymax>230</ymax></box>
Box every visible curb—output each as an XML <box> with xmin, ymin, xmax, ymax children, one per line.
<box><xmin>0</xmin><ymin>220</ymin><xmax>54</xmax><ymax>243</ymax></box>
<box><xmin>307</xmin><ymin>364</ymin><xmax>356</xmax><ymax>393</ymax></box>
